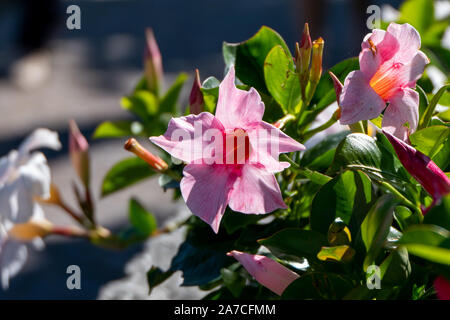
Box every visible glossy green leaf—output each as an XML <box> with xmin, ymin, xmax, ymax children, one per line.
<box><xmin>311</xmin><ymin>170</ymin><xmax>374</xmax><ymax>235</ymax></box>
<box><xmin>101</xmin><ymin>157</ymin><xmax>156</xmax><ymax>197</ymax></box>
<box><xmin>200</xmin><ymin>76</ymin><xmax>220</xmax><ymax>113</ymax></box>
<box><xmin>263</xmin><ymin>45</ymin><xmax>301</xmax><ymax>114</ymax></box>
<box><xmin>423</xmin><ymin>195</ymin><xmax>450</xmax><ymax>231</ymax></box>
<box><xmin>258</xmin><ymin>228</ymin><xmax>327</xmax><ymax>262</ymax></box>
<box><xmin>398</xmin><ymin>225</ymin><xmax>450</xmax><ymax>265</ymax></box>
<box><xmin>317</xmin><ymin>245</ymin><xmax>355</xmax><ymax>262</ymax></box>
<box><xmin>301</xmin><ymin>131</ymin><xmax>350</xmax><ymax>171</ymax></box>
<box><xmin>410</xmin><ymin>125</ymin><xmax>450</xmax><ymax>163</ymax></box>
<box><xmin>129</xmin><ymin>198</ymin><xmax>157</xmax><ymax>236</ymax></box>
<box><xmin>419</xmin><ymin>84</ymin><xmax>450</xmax><ymax>129</ymax></box>
<box><xmin>159</xmin><ymin>73</ymin><xmax>188</xmax><ymax>114</ymax></box>
<box><xmin>147</xmin><ymin>266</ymin><xmax>174</xmax><ymax>294</ymax></box>
<box><xmin>380</xmin><ymin>247</ymin><xmax>411</xmax><ymax>286</ymax></box>
<box><xmin>282</xmin><ymin>272</ymin><xmax>353</xmax><ymax>300</ymax></box>
<box><xmin>223</xmin><ymin>26</ymin><xmax>290</xmax><ymax>93</ymax></box>
<box><xmin>361</xmin><ymin>194</ymin><xmax>397</xmax><ymax>270</ymax></box>
<box><xmin>93</xmin><ymin>120</ymin><xmax>143</xmax><ymax>139</ymax></box>
<box><xmin>121</xmin><ymin>90</ymin><xmax>158</xmax><ymax>123</ymax></box>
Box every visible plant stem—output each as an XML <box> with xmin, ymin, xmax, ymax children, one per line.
<box><xmin>378</xmin><ymin>181</ymin><xmax>423</xmax><ymax>219</ymax></box>
<box><xmin>348</xmin><ymin>121</ymin><xmax>365</xmax><ymax>134</ymax></box>
<box><xmin>303</xmin><ymin>111</ymin><xmax>338</xmax><ymax>141</ymax></box>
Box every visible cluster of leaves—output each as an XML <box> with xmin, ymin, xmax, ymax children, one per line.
<box><xmin>91</xmin><ymin>0</ymin><xmax>449</xmax><ymax>300</ymax></box>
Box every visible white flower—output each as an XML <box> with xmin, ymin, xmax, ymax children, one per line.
<box><xmin>0</xmin><ymin>128</ymin><xmax>61</xmax><ymax>289</ymax></box>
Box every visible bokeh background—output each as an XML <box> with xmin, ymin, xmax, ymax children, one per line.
<box><xmin>0</xmin><ymin>0</ymin><xmax>417</xmax><ymax>299</ymax></box>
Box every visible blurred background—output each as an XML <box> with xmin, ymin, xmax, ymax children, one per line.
<box><xmin>0</xmin><ymin>0</ymin><xmax>414</xmax><ymax>299</ymax></box>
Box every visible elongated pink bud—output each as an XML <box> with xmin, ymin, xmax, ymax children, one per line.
<box><xmin>189</xmin><ymin>69</ymin><xmax>204</xmax><ymax>115</ymax></box>
<box><xmin>144</xmin><ymin>28</ymin><xmax>163</xmax><ymax>95</ymax></box>
<box><xmin>435</xmin><ymin>276</ymin><xmax>450</xmax><ymax>300</ymax></box>
<box><xmin>329</xmin><ymin>71</ymin><xmax>343</xmax><ymax>104</ymax></box>
<box><xmin>69</xmin><ymin>119</ymin><xmax>90</xmax><ymax>187</ymax></box>
<box><xmin>383</xmin><ymin>130</ymin><xmax>450</xmax><ymax>205</ymax></box>
<box><xmin>227</xmin><ymin>250</ymin><xmax>299</xmax><ymax>296</ymax></box>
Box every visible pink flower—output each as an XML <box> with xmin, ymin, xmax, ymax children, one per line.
<box><xmin>150</xmin><ymin>66</ymin><xmax>304</xmax><ymax>233</ymax></box>
<box><xmin>69</xmin><ymin>119</ymin><xmax>90</xmax><ymax>187</ymax></box>
<box><xmin>434</xmin><ymin>276</ymin><xmax>450</xmax><ymax>300</ymax></box>
<box><xmin>383</xmin><ymin>130</ymin><xmax>450</xmax><ymax>207</ymax></box>
<box><xmin>339</xmin><ymin>23</ymin><xmax>429</xmax><ymax>141</ymax></box>
<box><xmin>227</xmin><ymin>250</ymin><xmax>299</xmax><ymax>296</ymax></box>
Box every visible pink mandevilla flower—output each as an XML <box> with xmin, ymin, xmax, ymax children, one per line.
<box><xmin>339</xmin><ymin>23</ymin><xmax>429</xmax><ymax>141</ymax></box>
<box><xmin>227</xmin><ymin>250</ymin><xmax>299</xmax><ymax>296</ymax></box>
<box><xmin>150</xmin><ymin>66</ymin><xmax>304</xmax><ymax>233</ymax></box>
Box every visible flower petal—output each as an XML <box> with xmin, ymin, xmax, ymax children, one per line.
<box><xmin>386</xmin><ymin>23</ymin><xmax>421</xmax><ymax>65</ymax></box>
<box><xmin>215</xmin><ymin>66</ymin><xmax>265</xmax><ymax>130</ymax></box>
<box><xmin>339</xmin><ymin>70</ymin><xmax>386</xmax><ymax>124</ymax></box>
<box><xmin>359</xmin><ymin>48</ymin><xmax>381</xmax><ymax>79</ymax></box>
<box><xmin>18</xmin><ymin>128</ymin><xmax>61</xmax><ymax>160</ymax></box>
<box><xmin>434</xmin><ymin>276</ymin><xmax>450</xmax><ymax>300</ymax></box>
<box><xmin>0</xmin><ymin>241</ymin><xmax>28</xmax><ymax>290</ymax></box>
<box><xmin>247</xmin><ymin>122</ymin><xmax>305</xmax><ymax>172</ymax></box>
<box><xmin>150</xmin><ymin>112</ymin><xmax>224</xmax><ymax>164</ymax></box>
<box><xmin>228</xmin><ymin>164</ymin><xmax>287</xmax><ymax>214</ymax></box>
<box><xmin>227</xmin><ymin>250</ymin><xmax>299</xmax><ymax>296</ymax></box>
<box><xmin>382</xmin><ymin>88</ymin><xmax>419</xmax><ymax>141</ymax></box>
<box><xmin>180</xmin><ymin>164</ymin><xmax>236</xmax><ymax>233</ymax></box>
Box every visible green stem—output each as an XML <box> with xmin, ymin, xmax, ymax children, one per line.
<box><xmin>281</xmin><ymin>154</ymin><xmax>331</xmax><ymax>185</ymax></box>
<box><xmin>303</xmin><ymin>111</ymin><xmax>338</xmax><ymax>141</ymax></box>
<box><xmin>378</xmin><ymin>181</ymin><xmax>423</xmax><ymax>219</ymax></box>
<box><xmin>274</xmin><ymin>114</ymin><xmax>296</xmax><ymax>130</ymax></box>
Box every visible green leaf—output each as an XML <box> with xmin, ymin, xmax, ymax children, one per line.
<box><xmin>282</xmin><ymin>272</ymin><xmax>353</xmax><ymax>300</ymax></box>
<box><xmin>317</xmin><ymin>245</ymin><xmax>355</xmax><ymax>263</ymax></box>
<box><xmin>121</xmin><ymin>90</ymin><xmax>158</xmax><ymax>123</ymax></box>
<box><xmin>170</xmin><ymin>241</ymin><xmax>232</xmax><ymax>286</ymax></box>
<box><xmin>200</xmin><ymin>76</ymin><xmax>220</xmax><ymax>113</ymax></box>
<box><xmin>147</xmin><ymin>266</ymin><xmax>175</xmax><ymax>294</ymax></box>
<box><xmin>394</xmin><ymin>206</ymin><xmax>421</xmax><ymax>231</ymax></box>
<box><xmin>417</xmin><ymin>85</ymin><xmax>429</xmax><ymax>119</ymax></box>
<box><xmin>93</xmin><ymin>120</ymin><xmax>143</xmax><ymax>139</ymax></box>
<box><xmin>410</xmin><ymin>125</ymin><xmax>450</xmax><ymax>169</ymax></box>
<box><xmin>423</xmin><ymin>195</ymin><xmax>450</xmax><ymax>230</ymax></box>
<box><xmin>398</xmin><ymin>0</ymin><xmax>434</xmax><ymax>33</ymax></box>
<box><xmin>101</xmin><ymin>157</ymin><xmax>156</xmax><ymax>197</ymax></box>
<box><xmin>223</xmin><ymin>26</ymin><xmax>291</xmax><ymax>93</ymax></box>
<box><xmin>159</xmin><ymin>73</ymin><xmax>188</xmax><ymax>114</ymax></box>
<box><xmin>398</xmin><ymin>224</ymin><xmax>450</xmax><ymax>265</ymax></box>
<box><xmin>380</xmin><ymin>247</ymin><xmax>411</xmax><ymax>286</ymax></box>
<box><xmin>263</xmin><ymin>45</ymin><xmax>301</xmax><ymax>114</ymax></box>
<box><xmin>300</xmin><ymin>131</ymin><xmax>350</xmax><ymax>171</ymax></box>
<box><xmin>361</xmin><ymin>194</ymin><xmax>397</xmax><ymax>270</ymax></box>
<box><xmin>258</xmin><ymin>228</ymin><xmax>327</xmax><ymax>263</ymax></box>
<box><xmin>419</xmin><ymin>84</ymin><xmax>450</xmax><ymax>129</ymax></box>
<box><xmin>220</xmin><ymin>265</ymin><xmax>246</xmax><ymax>298</ymax></box>
<box><xmin>221</xmin><ymin>209</ymin><xmax>264</xmax><ymax>234</ymax></box>
<box><xmin>129</xmin><ymin>198</ymin><xmax>157</xmax><ymax>236</ymax></box>
<box><xmin>311</xmin><ymin>170</ymin><xmax>374</xmax><ymax>235</ymax></box>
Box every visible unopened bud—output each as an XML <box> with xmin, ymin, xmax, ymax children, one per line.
<box><xmin>189</xmin><ymin>69</ymin><xmax>204</xmax><ymax>115</ymax></box>
<box><xmin>124</xmin><ymin>138</ymin><xmax>168</xmax><ymax>172</ymax></box>
<box><xmin>144</xmin><ymin>28</ymin><xmax>163</xmax><ymax>95</ymax></box>
<box><xmin>69</xmin><ymin>119</ymin><xmax>90</xmax><ymax>188</ymax></box>
<box><xmin>295</xmin><ymin>23</ymin><xmax>312</xmax><ymax>100</ymax></box>
<box><xmin>310</xmin><ymin>37</ymin><xmax>324</xmax><ymax>84</ymax></box>
<box><xmin>9</xmin><ymin>220</ymin><xmax>53</xmax><ymax>241</ymax></box>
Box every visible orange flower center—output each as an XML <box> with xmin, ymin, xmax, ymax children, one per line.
<box><xmin>369</xmin><ymin>62</ymin><xmax>403</xmax><ymax>100</ymax></box>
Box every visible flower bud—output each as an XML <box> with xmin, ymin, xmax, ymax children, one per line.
<box><xmin>383</xmin><ymin>130</ymin><xmax>450</xmax><ymax>206</ymax></box>
<box><xmin>189</xmin><ymin>69</ymin><xmax>204</xmax><ymax>115</ymax></box>
<box><xmin>124</xmin><ymin>138</ymin><xmax>168</xmax><ymax>172</ymax></box>
<box><xmin>295</xmin><ymin>23</ymin><xmax>312</xmax><ymax>99</ymax></box>
<box><xmin>69</xmin><ymin>119</ymin><xmax>90</xmax><ymax>188</ymax></box>
<box><xmin>9</xmin><ymin>220</ymin><xmax>53</xmax><ymax>241</ymax></box>
<box><xmin>144</xmin><ymin>28</ymin><xmax>163</xmax><ymax>95</ymax></box>
<box><xmin>310</xmin><ymin>37</ymin><xmax>324</xmax><ymax>84</ymax></box>
<box><xmin>227</xmin><ymin>250</ymin><xmax>299</xmax><ymax>296</ymax></box>
<box><xmin>329</xmin><ymin>71</ymin><xmax>343</xmax><ymax>106</ymax></box>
